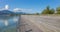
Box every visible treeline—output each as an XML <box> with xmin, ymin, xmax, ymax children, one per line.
<box><xmin>41</xmin><ymin>6</ymin><xmax>60</xmax><ymax>14</ymax></box>
<box><xmin>23</xmin><ymin>6</ymin><xmax>60</xmax><ymax>15</ymax></box>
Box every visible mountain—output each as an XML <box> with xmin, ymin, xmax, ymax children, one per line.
<box><xmin>0</xmin><ymin>10</ymin><xmax>25</xmax><ymax>15</ymax></box>
<box><xmin>0</xmin><ymin>10</ymin><xmax>14</xmax><ymax>15</ymax></box>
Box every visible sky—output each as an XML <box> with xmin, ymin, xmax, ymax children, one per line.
<box><xmin>0</xmin><ymin>0</ymin><xmax>60</xmax><ymax>13</ymax></box>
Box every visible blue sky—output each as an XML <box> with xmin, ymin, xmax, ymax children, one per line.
<box><xmin>0</xmin><ymin>0</ymin><xmax>60</xmax><ymax>13</ymax></box>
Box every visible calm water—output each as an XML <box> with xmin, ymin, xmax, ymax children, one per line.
<box><xmin>0</xmin><ymin>15</ymin><xmax>20</xmax><ymax>32</ymax></box>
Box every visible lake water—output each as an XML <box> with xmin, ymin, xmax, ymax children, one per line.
<box><xmin>0</xmin><ymin>15</ymin><xmax>20</xmax><ymax>32</ymax></box>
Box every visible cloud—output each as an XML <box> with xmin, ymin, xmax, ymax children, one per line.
<box><xmin>13</xmin><ymin>8</ymin><xmax>22</xmax><ymax>12</ymax></box>
<box><xmin>5</xmin><ymin>5</ymin><xmax>9</xmax><ymax>10</ymax></box>
<box><xmin>0</xmin><ymin>8</ymin><xmax>4</xmax><ymax>11</ymax></box>
<box><xmin>13</xmin><ymin>8</ymin><xmax>32</xmax><ymax>13</ymax></box>
<box><xmin>0</xmin><ymin>4</ymin><xmax>9</xmax><ymax>10</ymax></box>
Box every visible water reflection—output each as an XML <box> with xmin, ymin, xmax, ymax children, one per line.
<box><xmin>0</xmin><ymin>15</ymin><xmax>19</xmax><ymax>32</ymax></box>
<box><xmin>13</xmin><ymin>16</ymin><xmax>19</xmax><ymax>22</ymax></box>
<box><xmin>4</xmin><ymin>20</ymin><xmax>8</xmax><ymax>26</ymax></box>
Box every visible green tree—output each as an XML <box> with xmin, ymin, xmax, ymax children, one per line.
<box><xmin>56</xmin><ymin>7</ymin><xmax>60</xmax><ymax>14</ymax></box>
<box><xmin>42</xmin><ymin>9</ymin><xmax>49</xmax><ymax>14</ymax></box>
<box><xmin>42</xmin><ymin>6</ymin><xmax>50</xmax><ymax>14</ymax></box>
<box><xmin>50</xmin><ymin>9</ymin><xmax>55</xmax><ymax>14</ymax></box>
<box><xmin>36</xmin><ymin>13</ymin><xmax>39</xmax><ymax>15</ymax></box>
<box><xmin>42</xmin><ymin>6</ymin><xmax>55</xmax><ymax>14</ymax></box>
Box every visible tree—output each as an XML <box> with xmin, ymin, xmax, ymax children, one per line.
<box><xmin>56</xmin><ymin>7</ymin><xmax>60</xmax><ymax>14</ymax></box>
<box><xmin>42</xmin><ymin>6</ymin><xmax>50</xmax><ymax>14</ymax></box>
<box><xmin>50</xmin><ymin>9</ymin><xmax>55</xmax><ymax>14</ymax></box>
<box><xmin>42</xmin><ymin>9</ymin><xmax>50</xmax><ymax>14</ymax></box>
<box><xmin>36</xmin><ymin>13</ymin><xmax>39</xmax><ymax>15</ymax></box>
<box><xmin>41</xmin><ymin>6</ymin><xmax>55</xmax><ymax>14</ymax></box>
